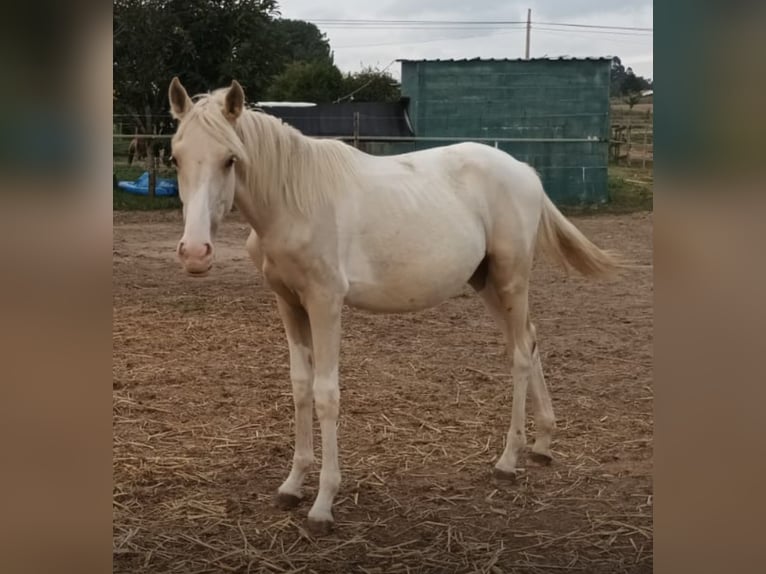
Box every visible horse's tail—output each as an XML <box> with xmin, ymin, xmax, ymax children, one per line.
<box><xmin>537</xmin><ymin>193</ymin><xmax>624</xmax><ymax>278</ymax></box>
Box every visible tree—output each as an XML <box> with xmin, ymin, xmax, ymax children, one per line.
<box><xmin>610</xmin><ymin>56</ymin><xmax>628</xmax><ymax>95</ymax></box>
<box><xmin>623</xmin><ymin>91</ymin><xmax>643</xmax><ymax>110</ymax></box>
<box><xmin>265</xmin><ymin>60</ymin><xmax>344</xmax><ymax>102</ymax></box>
<box><xmin>338</xmin><ymin>66</ymin><xmax>400</xmax><ymax>103</ymax></box>
<box><xmin>621</xmin><ymin>68</ymin><xmax>645</xmax><ymax>94</ymax></box>
<box><xmin>113</xmin><ymin>0</ymin><xmax>283</xmax><ymax>135</ymax></box>
<box><xmin>273</xmin><ymin>19</ymin><xmax>334</xmax><ymax>66</ymax></box>
<box><xmin>610</xmin><ymin>57</ymin><xmax>652</xmax><ymax>97</ymax></box>
<box><xmin>620</xmin><ymin>68</ymin><xmax>652</xmax><ymax>110</ymax></box>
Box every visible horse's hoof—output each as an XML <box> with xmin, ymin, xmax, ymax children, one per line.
<box><xmin>528</xmin><ymin>451</ymin><xmax>553</xmax><ymax>466</ymax></box>
<box><xmin>306</xmin><ymin>518</ymin><xmax>334</xmax><ymax>536</ymax></box>
<box><xmin>274</xmin><ymin>492</ymin><xmax>302</xmax><ymax>510</ymax></box>
<box><xmin>492</xmin><ymin>467</ymin><xmax>517</xmax><ymax>482</ymax></box>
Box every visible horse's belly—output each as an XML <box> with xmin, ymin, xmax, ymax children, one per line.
<box><xmin>345</xmin><ymin>277</ymin><xmax>468</xmax><ymax>313</ymax></box>
<box><xmin>342</xmin><ymin>239</ymin><xmax>485</xmax><ymax>313</ymax></box>
<box><xmin>340</xmin><ymin>189</ymin><xmax>489</xmax><ymax>312</ymax></box>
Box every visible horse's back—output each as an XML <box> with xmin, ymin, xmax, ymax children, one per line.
<box><xmin>334</xmin><ymin>144</ymin><xmax>507</xmax><ymax>312</ymax></box>
<box><xmin>334</xmin><ymin>142</ymin><xmax>545</xmax><ymax>312</ymax></box>
<box><xmin>351</xmin><ymin>140</ymin><xmax>543</xmax><ymax>245</ymax></box>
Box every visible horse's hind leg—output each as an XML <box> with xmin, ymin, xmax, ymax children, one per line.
<box><xmin>472</xmin><ymin>262</ymin><xmax>556</xmax><ymax>478</ymax></box>
<box><xmin>526</xmin><ymin>321</ymin><xmax>556</xmax><ymax>465</ymax></box>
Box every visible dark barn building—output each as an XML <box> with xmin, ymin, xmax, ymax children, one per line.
<box><xmin>259</xmin><ymin>101</ymin><xmax>414</xmax><ymax>154</ymax></box>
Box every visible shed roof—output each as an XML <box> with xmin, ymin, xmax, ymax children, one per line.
<box><xmin>260</xmin><ymin>101</ymin><xmax>414</xmax><ymax>139</ymax></box>
<box><xmin>398</xmin><ymin>56</ymin><xmax>613</xmax><ymax>63</ymax></box>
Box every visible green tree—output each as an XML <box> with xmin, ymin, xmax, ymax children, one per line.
<box><xmin>114</xmin><ymin>0</ymin><xmax>283</xmax><ymax>134</ymax></box>
<box><xmin>621</xmin><ymin>68</ymin><xmax>646</xmax><ymax>94</ymax></box>
<box><xmin>273</xmin><ymin>19</ymin><xmax>334</xmax><ymax>66</ymax></box>
<box><xmin>265</xmin><ymin>61</ymin><xmax>344</xmax><ymax>102</ymax></box>
<box><xmin>338</xmin><ymin>66</ymin><xmax>400</xmax><ymax>102</ymax></box>
<box><xmin>610</xmin><ymin>57</ymin><xmax>627</xmax><ymax>96</ymax></box>
<box><xmin>621</xmin><ymin>68</ymin><xmax>652</xmax><ymax>110</ymax></box>
<box><xmin>610</xmin><ymin>57</ymin><xmax>652</xmax><ymax>97</ymax></box>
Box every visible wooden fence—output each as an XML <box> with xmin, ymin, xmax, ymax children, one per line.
<box><xmin>610</xmin><ymin>105</ymin><xmax>654</xmax><ymax>168</ymax></box>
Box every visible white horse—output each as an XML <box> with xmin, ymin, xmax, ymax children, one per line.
<box><xmin>167</xmin><ymin>77</ymin><xmax>623</xmax><ymax>534</ymax></box>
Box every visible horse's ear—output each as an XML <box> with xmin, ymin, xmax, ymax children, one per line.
<box><xmin>224</xmin><ymin>80</ymin><xmax>245</xmax><ymax>121</ymax></box>
<box><xmin>169</xmin><ymin>76</ymin><xmax>192</xmax><ymax>120</ymax></box>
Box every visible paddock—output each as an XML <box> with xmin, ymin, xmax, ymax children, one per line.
<box><xmin>113</xmin><ymin>209</ymin><xmax>652</xmax><ymax>573</ymax></box>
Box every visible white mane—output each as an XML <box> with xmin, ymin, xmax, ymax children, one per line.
<box><xmin>176</xmin><ymin>89</ymin><xmax>362</xmax><ymax>215</ymax></box>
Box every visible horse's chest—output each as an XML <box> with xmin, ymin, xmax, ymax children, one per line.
<box><xmin>261</xmin><ymin>256</ymin><xmax>302</xmax><ymax>306</ymax></box>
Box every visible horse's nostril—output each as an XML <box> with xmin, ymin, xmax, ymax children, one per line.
<box><xmin>178</xmin><ymin>241</ymin><xmax>187</xmax><ymax>257</ymax></box>
<box><xmin>204</xmin><ymin>243</ymin><xmax>212</xmax><ymax>257</ymax></box>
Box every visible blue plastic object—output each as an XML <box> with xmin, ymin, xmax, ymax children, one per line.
<box><xmin>117</xmin><ymin>171</ymin><xmax>179</xmax><ymax>197</ymax></box>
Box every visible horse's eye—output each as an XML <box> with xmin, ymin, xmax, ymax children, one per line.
<box><xmin>225</xmin><ymin>156</ymin><xmax>237</xmax><ymax>169</ymax></box>
<box><xmin>170</xmin><ymin>155</ymin><xmax>178</xmax><ymax>167</ymax></box>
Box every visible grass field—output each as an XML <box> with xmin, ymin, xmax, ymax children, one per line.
<box><xmin>606</xmin><ymin>166</ymin><xmax>653</xmax><ymax>213</ymax></box>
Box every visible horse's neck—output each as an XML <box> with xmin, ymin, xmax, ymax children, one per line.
<box><xmin>233</xmin><ymin>123</ymin><xmax>287</xmax><ymax>235</ymax></box>
<box><xmin>233</xmin><ymin>170</ymin><xmax>272</xmax><ymax>236</ymax></box>
<box><xmin>237</xmin><ymin>116</ymin><xmax>317</xmax><ymax>233</ymax></box>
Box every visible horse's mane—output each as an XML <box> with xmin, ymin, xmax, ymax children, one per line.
<box><xmin>175</xmin><ymin>88</ymin><xmax>361</xmax><ymax>215</ymax></box>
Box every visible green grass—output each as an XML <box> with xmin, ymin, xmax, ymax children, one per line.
<box><xmin>113</xmin><ymin>164</ymin><xmax>182</xmax><ymax>211</ymax></box>
<box><xmin>605</xmin><ymin>165</ymin><xmax>653</xmax><ymax>213</ymax></box>
<box><xmin>560</xmin><ymin>165</ymin><xmax>653</xmax><ymax>216</ymax></box>
<box><xmin>113</xmin><ymin>188</ymin><xmax>183</xmax><ymax>211</ymax></box>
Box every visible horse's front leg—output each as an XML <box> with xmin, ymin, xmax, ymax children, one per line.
<box><xmin>303</xmin><ymin>292</ymin><xmax>343</xmax><ymax>534</ymax></box>
<box><xmin>274</xmin><ymin>295</ymin><xmax>314</xmax><ymax>508</ymax></box>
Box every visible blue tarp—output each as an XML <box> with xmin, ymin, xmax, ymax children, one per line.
<box><xmin>117</xmin><ymin>171</ymin><xmax>178</xmax><ymax>197</ymax></box>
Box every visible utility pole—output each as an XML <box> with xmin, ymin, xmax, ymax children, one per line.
<box><xmin>525</xmin><ymin>9</ymin><xmax>531</xmax><ymax>59</ymax></box>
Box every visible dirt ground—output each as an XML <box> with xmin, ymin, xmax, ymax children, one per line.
<box><xmin>113</xmin><ymin>209</ymin><xmax>653</xmax><ymax>574</ymax></box>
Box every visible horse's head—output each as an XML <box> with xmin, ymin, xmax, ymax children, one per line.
<box><xmin>167</xmin><ymin>77</ymin><xmax>247</xmax><ymax>276</ymax></box>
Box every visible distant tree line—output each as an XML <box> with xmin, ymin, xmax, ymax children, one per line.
<box><xmin>611</xmin><ymin>56</ymin><xmax>653</xmax><ymax>97</ymax></box>
<box><xmin>114</xmin><ymin>3</ymin><xmax>650</xmax><ymax>135</ymax></box>
<box><xmin>113</xmin><ymin>0</ymin><xmax>399</xmax><ymax>135</ymax></box>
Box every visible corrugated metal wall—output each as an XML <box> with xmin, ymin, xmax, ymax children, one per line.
<box><xmin>399</xmin><ymin>58</ymin><xmax>611</xmax><ymax>205</ymax></box>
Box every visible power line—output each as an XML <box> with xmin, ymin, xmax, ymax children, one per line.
<box><xmin>320</xmin><ymin>24</ymin><xmax>651</xmax><ymax>37</ymax></box>
<box><xmin>317</xmin><ymin>24</ymin><xmax>529</xmax><ymax>32</ymax></box>
<box><xmin>333</xmin><ymin>60</ymin><xmax>397</xmax><ymax>103</ymax></box>
<box><xmin>533</xmin><ymin>26</ymin><xmax>653</xmax><ymax>38</ymax></box>
<box><xmin>335</xmin><ymin>26</ymin><xmax>650</xmax><ymax>51</ymax></box>
<box><xmin>336</xmin><ymin>28</ymin><xmax>526</xmax><ymax>50</ymax></box>
<box><xmin>313</xmin><ymin>19</ymin><xmax>528</xmax><ymax>25</ymax></box>
<box><xmin>533</xmin><ymin>28</ymin><xmax>653</xmax><ymax>46</ymax></box>
<box><xmin>535</xmin><ymin>21</ymin><xmax>652</xmax><ymax>32</ymax></box>
<box><xmin>309</xmin><ymin>18</ymin><xmax>652</xmax><ymax>33</ymax></box>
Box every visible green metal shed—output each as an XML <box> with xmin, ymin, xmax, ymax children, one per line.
<box><xmin>398</xmin><ymin>57</ymin><xmax>612</xmax><ymax>206</ymax></box>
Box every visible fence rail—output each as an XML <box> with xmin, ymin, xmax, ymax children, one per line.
<box><xmin>609</xmin><ymin>103</ymin><xmax>653</xmax><ymax>168</ymax></box>
<box><xmin>113</xmin><ymin>133</ymin><xmax>606</xmax><ymax>143</ymax></box>
<box><xmin>113</xmin><ymin>129</ymin><xmax>635</xmax><ymax>197</ymax></box>
<box><xmin>609</xmin><ymin>122</ymin><xmax>653</xmax><ymax>168</ymax></box>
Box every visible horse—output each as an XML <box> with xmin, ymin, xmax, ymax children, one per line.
<box><xmin>167</xmin><ymin>77</ymin><xmax>624</xmax><ymax>535</ymax></box>
<box><xmin>127</xmin><ymin>123</ymin><xmax>174</xmax><ymax>168</ymax></box>
<box><xmin>127</xmin><ymin>135</ymin><xmax>149</xmax><ymax>166</ymax></box>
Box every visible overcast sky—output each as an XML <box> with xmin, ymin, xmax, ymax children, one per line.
<box><xmin>278</xmin><ymin>0</ymin><xmax>653</xmax><ymax>80</ymax></box>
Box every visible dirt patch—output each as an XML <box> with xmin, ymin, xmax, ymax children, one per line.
<box><xmin>113</xmin><ymin>210</ymin><xmax>653</xmax><ymax>573</ymax></box>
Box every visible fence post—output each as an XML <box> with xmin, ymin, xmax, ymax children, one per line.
<box><xmin>353</xmin><ymin>112</ymin><xmax>360</xmax><ymax>149</ymax></box>
<box><xmin>626</xmin><ymin>115</ymin><xmax>632</xmax><ymax>167</ymax></box>
<box><xmin>148</xmin><ymin>141</ymin><xmax>157</xmax><ymax>198</ymax></box>
<box><xmin>642</xmin><ymin>128</ymin><xmax>648</xmax><ymax>170</ymax></box>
